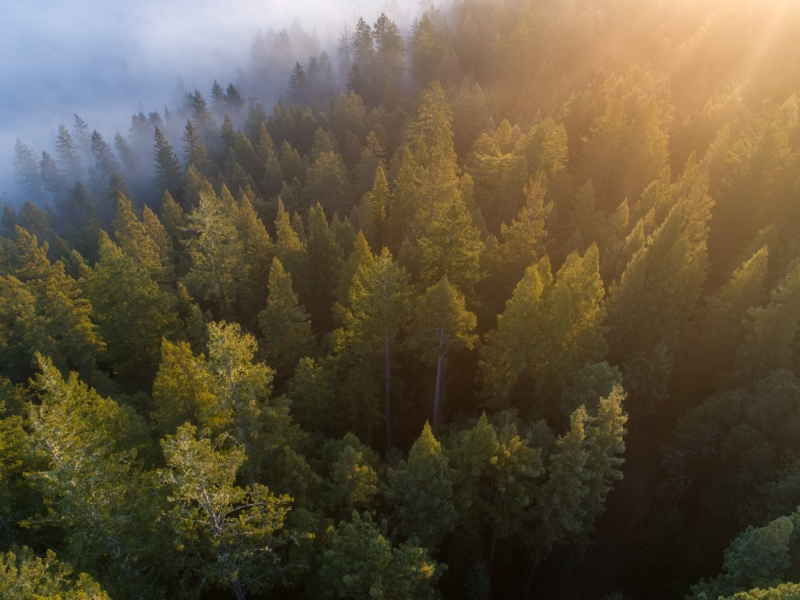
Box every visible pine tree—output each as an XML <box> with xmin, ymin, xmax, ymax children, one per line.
<box><xmin>55</xmin><ymin>123</ymin><xmax>82</xmax><ymax>183</ymax></box>
<box><xmin>386</xmin><ymin>422</ymin><xmax>458</xmax><ymax>549</ymax></box>
<box><xmin>606</xmin><ymin>163</ymin><xmax>713</xmax><ymax>406</ymax></box>
<box><xmin>13</xmin><ymin>139</ymin><xmax>44</xmax><ymax>201</ymax></box>
<box><xmin>726</xmin><ymin>258</ymin><xmax>800</xmax><ymax>388</ymax></box>
<box><xmin>320</xmin><ymin>433</ymin><xmax>381</xmax><ymax>517</ymax></box>
<box><xmin>153</xmin><ymin>127</ymin><xmax>184</xmax><ymax>199</ymax></box>
<box><xmin>86</xmin><ymin>233</ymin><xmax>180</xmax><ymax>390</ymax></box>
<box><xmin>273</xmin><ymin>198</ymin><xmax>308</xmax><ymax>297</ymax></box>
<box><xmin>0</xmin><ymin>227</ymin><xmax>104</xmax><ymax>384</ymax></box>
<box><xmin>497</xmin><ymin>174</ymin><xmax>551</xmax><ymax>284</ymax></box>
<box><xmin>182</xmin><ymin>119</ymin><xmax>213</xmax><ymax>178</ymax></box>
<box><xmin>288</xmin><ymin>62</ymin><xmax>310</xmax><ymax>104</ymax></box>
<box><xmin>258</xmin><ymin>257</ymin><xmax>316</xmax><ymax>378</ymax></box>
<box><xmin>183</xmin><ymin>188</ymin><xmax>243</xmax><ymax>317</ymax></box>
<box><xmin>151</xmin><ymin>339</ymin><xmax>224</xmax><ymax>434</ymax></box>
<box><xmin>418</xmin><ymin>193</ymin><xmax>483</xmax><ymax>296</ymax></box>
<box><xmin>337</xmin><ymin>248</ymin><xmax>411</xmax><ymax>448</ymax></box>
<box><xmin>304</xmin><ymin>204</ymin><xmax>343</xmax><ymax>334</ymax></box>
<box><xmin>336</xmin><ymin>231</ymin><xmax>375</xmax><ymax>309</ymax></box>
<box><xmin>694</xmin><ymin>246</ymin><xmax>770</xmax><ymax>380</ymax></box>
<box><xmin>360</xmin><ymin>165</ymin><xmax>390</xmax><ymax>252</ymax></box>
<box><xmin>113</xmin><ymin>193</ymin><xmax>168</xmax><ymax>283</ymax></box>
<box><xmin>479</xmin><ymin>245</ymin><xmax>607</xmax><ymax>416</ymax></box>
<box><xmin>232</xmin><ymin>192</ymin><xmax>274</xmax><ymax>327</ymax></box>
<box><xmin>317</xmin><ymin>512</ymin><xmax>441</xmax><ymax>600</ymax></box>
<box><xmin>256</xmin><ymin>124</ymin><xmax>283</xmax><ymax>199</ymax></box>
<box><xmin>409</xmin><ymin>278</ymin><xmax>477</xmax><ymax>431</ymax></box>
<box><xmin>39</xmin><ymin>151</ymin><xmax>64</xmax><ymax>199</ymax></box>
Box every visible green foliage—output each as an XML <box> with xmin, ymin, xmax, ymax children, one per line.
<box><xmin>317</xmin><ymin>511</ymin><xmax>442</xmax><ymax>599</ymax></box>
<box><xmin>0</xmin><ymin>227</ymin><xmax>104</xmax><ymax>384</ymax></box>
<box><xmin>689</xmin><ymin>512</ymin><xmax>799</xmax><ymax>600</ymax></box>
<box><xmin>320</xmin><ymin>433</ymin><xmax>382</xmax><ymax>517</ymax></box>
<box><xmin>160</xmin><ymin>423</ymin><xmax>292</xmax><ymax>599</ymax></box>
<box><xmin>386</xmin><ymin>422</ymin><xmax>458</xmax><ymax>549</ymax></box>
<box><xmin>26</xmin><ymin>356</ymin><xmax>167</xmax><ymax>598</ymax></box>
<box><xmin>606</xmin><ymin>163</ymin><xmax>713</xmax><ymax>406</ymax></box>
<box><xmin>0</xmin><ymin>546</ymin><xmax>110</xmax><ymax>599</ymax></box>
<box><xmin>183</xmin><ymin>186</ymin><xmax>244</xmax><ymax>317</ymax></box>
<box><xmin>87</xmin><ymin>233</ymin><xmax>180</xmax><ymax>390</ymax></box>
<box><xmin>409</xmin><ymin>278</ymin><xmax>477</xmax><ymax>429</ymax></box>
<box><xmin>479</xmin><ymin>245</ymin><xmax>607</xmax><ymax>416</ymax></box>
<box><xmin>259</xmin><ymin>257</ymin><xmax>316</xmax><ymax>378</ymax></box>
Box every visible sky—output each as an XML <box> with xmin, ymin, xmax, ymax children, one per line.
<box><xmin>0</xmin><ymin>0</ymin><xmax>418</xmax><ymax>200</ymax></box>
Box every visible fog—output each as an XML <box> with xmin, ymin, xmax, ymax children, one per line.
<box><xmin>1</xmin><ymin>0</ymin><xmax>419</xmax><ymax>201</ymax></box>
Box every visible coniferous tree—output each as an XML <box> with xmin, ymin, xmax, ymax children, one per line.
<box><xmin>479</xmin><ymin>245</ymin><xmax>607</xmax><ymax>416</ymax></box>
<box><xmin>409</xmin><ymin>278</ymin><xmax>477</xmax><ymax>431</ymax></box>
<box><xmin>386</xmin><ymin>422</ymin><xmax>458</xmax><ymax>549</ymax></box>
<box><xmin>182</xmin><ymin>119</ymin><xmax>213</xmax><ymax>179</ymax></box>
<box><xmin>153</xmin><ymin>127</ymin><xmax>184</xmax><ymax>200</ymax></box>
<box><xmin>55</xmin><ymin>123</ymin><xmax>82</xmax><ymax>183</ymax></box>
<box><xmin>258</xmin><ymin>257</ymin><xmax>316</xmax><ymax>378</ymax></box>
<box><xmin>13</xmin><ymin>140</ymin><xmax>43</xmax><ymax>202</ymax></box>
<box><xmin>336</xmin><ymin>248</ymin><xmax>411</xmax><ymax>448</ymax></box>
<box><xmin>316</xmin><ymin>511</ymin><xmax>441</xmax><ymax>600</ymax></box>
<box><xmin>183</xmin><ymin>187</ymin><xmax>243</xmax><ymax>317</ymax></box>
<box><xmin>86</xmin><ymin>233</ymin><xmax>180</xmax><ymax>390</ymax></box>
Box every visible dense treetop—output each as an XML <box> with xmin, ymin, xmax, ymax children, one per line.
<box><xmin>4</xmin><ymin>0</ymin><xmax>800</xmax><ymax>598</ymax></box>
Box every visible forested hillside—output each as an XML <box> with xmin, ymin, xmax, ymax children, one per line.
<box><xmin>4</xmin><ymin>0</ymin><xmax>800</xmax><ymax>598</ymax></box>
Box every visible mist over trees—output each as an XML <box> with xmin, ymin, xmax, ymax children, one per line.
<box><xmin>4</xmin><ymin>0</ymin><xmax>800</xmax><ymax>598</ymax></box>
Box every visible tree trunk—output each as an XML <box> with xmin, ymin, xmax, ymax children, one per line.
<box><xmin>232</xmin><ymin>576</ymin><xmax>246</xmax><ymax>600</ymax></box>
<box><xmin>488</xmin><ymin>526</ymin><xmax>498</xmax><ymax>569</ymax></box>
<box><xmin>521</xmin><ymin>557</ymin><xmax>539</xmax><ymax>600</ymax></box>
<box><xmin>432</xmin><ymin>328</ymin><xmax>446</xmax><ymax>435</ymax></box>
<box><xmin>385</xmin><ymin>331</ymin><xmax>392</xmax><ymax>450</ymax></box>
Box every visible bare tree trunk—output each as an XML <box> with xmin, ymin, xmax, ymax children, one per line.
<box><xmin>522</xmin><ymin>557</ymin><xmax>539</xmax><ymax>600</ymax></box>
<box><xmin>232</xmin><ymin>577</ymin><xmax>246</xmax><ymax>600</ymax></box>
<box><xmin>488</xmin><ymin>526</ymin><xmax>498</xmax><ymax>569</ymax></box>
<box><xmin>432</xmin><ymin>328</ymin><xmax>446</xmax><ymax>435</ymax></box>
<box><xmin>385</xmin><ymin>331</ymin><xmax>392</xmax><ymax>450</ymax></box>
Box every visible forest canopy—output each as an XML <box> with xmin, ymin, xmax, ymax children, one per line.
<box><xmin>4</xmin><ymin>0</ymin><xmax>800</xmax><ymax>598</ymax></box>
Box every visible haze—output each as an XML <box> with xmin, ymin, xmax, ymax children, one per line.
<box><xmin>1</xmin><ymin>0</ymin><xmax>414</xmax><ymax>200</ymax></box>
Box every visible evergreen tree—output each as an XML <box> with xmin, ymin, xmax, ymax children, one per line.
<box><xmin>55</xmin><ymin>123</ymin><xmax>82</xmax><ymax>183</ymax></box>
<box><xmin>39</xmin><ymin>152</ymin><xmax>65</xmax><ymax>204</ymax></box>
<box><xmin>386</xmin><ymin>422</ymin><xmax>458</xmax><ymax>549</ymax></box>
<box><xmin>316</xmin><ymin>512</ymin><xmax>441</xmax><ymax>600</ymax></box>
<box><xmin>258</xmin><ymin>257</ymin><xmax>316</xmax><ymax>378</ymax></box>
<box><xmin>0</xmin><ymin>227</ymin><xmax>104</xmax><ymax>385</ymax></box>
<box><xmin>337</xmin><ymin>248</ymin><xmax>411</xmax><ymax>448</ymax></box>
<box><xmin>304</xmin><ymin>204</ymin><xmax>343</xmax><ymax>334</ymax></box>
<box><xmin>360</xmin><ymin>165</ymin><xmax>390</xmax><ymax>252</ymax></box>
<box><xmin>182</xmin><ymin>119</ymin><xmax>213</xmax><ymax>178</ymax></box>
<box><xmin>113</xmin><ymin>193</ymin><xmax>169</xmax><ymax>283</ymax></box>
<box><xmin>479</xmin><ymin>246</ymin><xmax>607</xmax><ymax>414</ymax></box>
<box><xmin>183</xmin><ymin>188</ymin><xmax>243</xmax><ymax>317</ymax></box>
<box><xmin>409</xmin><ymin>278</ymin><xmax>477</xmax><ymax>431</ymax></box>
<box><xmin>606</xmin><ymin>163</ymin><xmax>713</xmax><ymax>406</ymax></box>
<box><xmin>13</xmin><ymin>139</ymin><xmax>43</xmax><ymax>201</ymax></box>
<box><xmin>153</xmin><ymin>127</ymin><xmax>184</xmax><ymax>199</ymax></box>
<box><xmin>86</xmin><ymin>233</ymin><xmax>180</xmax><ymax>390</ymax></box>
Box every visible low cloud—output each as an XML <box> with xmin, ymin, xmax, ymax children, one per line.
<box><xmin>1</xmin><ymin>0</ymin><xmax>412</xmax><ymax>200</ymax></box>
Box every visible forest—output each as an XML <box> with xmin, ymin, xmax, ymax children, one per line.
<box><xmin>3</xmin><ymin>0</ymin><xmax>800</xmax><ymax>598</ymax></box>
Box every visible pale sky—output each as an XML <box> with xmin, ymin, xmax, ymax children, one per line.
<box><xmin>0</xmin><ymin>0</ymin><xmax>418</xmax><ymax>199</ymax></box>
